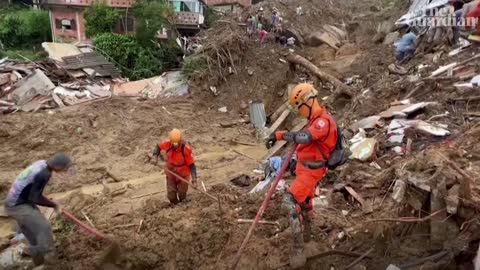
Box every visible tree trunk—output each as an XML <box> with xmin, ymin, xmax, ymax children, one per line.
<box><xmin>286</xmin><ymin>54</ymin><xmax>354</xmax><ymax>99</ymax></box>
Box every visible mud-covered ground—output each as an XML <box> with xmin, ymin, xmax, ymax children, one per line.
<box><xmin>3</xmin><ymin>0</ymin><xmax>480</xmax><ymax>269</ymax></box>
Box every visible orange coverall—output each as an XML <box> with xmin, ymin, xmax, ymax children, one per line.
<box><xmin>278</xmin><ymin>108</ymin><xmax>337</xmax><ymax>216</ymax></box>
<box><xmin>158</xmin><ymin>141</ymin><xmax>195</xmax><ymax>203</ymax></box>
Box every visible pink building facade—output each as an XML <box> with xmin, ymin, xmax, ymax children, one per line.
<box><xmin>46</xmin><ymin>0</ymin><xmax>135</xmax><ymax>43</ymax></box>
<box><xmin>45</xmin><ymin>0</ymin><xmax>249</xmax><ymax>43</ymax></box>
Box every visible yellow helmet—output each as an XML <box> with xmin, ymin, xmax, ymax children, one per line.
<box><xmin>169</xmin><ymin>128</ymin><xmax>182</xmax><ymax>145</ymax></box>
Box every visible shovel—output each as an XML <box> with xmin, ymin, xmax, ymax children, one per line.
<box><xmin>45</xmin><ymin>198</ymin><xmax>122</xmax><ymax>267</ymax></box>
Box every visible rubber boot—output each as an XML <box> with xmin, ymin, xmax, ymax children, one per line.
<box><xmin>303</xmin><ymin>216</ymin><xmax>312</xmax><ymax>243</ymax></box>
<box><xmin>290</xmin><ymin>233</ymin><xmax>307</xmax><ymax>268</ymax></box>
<box><xmin>289</xmin><ymin>216</ymin><xmax>307</xmax><ymax>269</ymax></box>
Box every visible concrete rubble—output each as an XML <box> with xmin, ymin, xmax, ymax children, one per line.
<box><xmin>0</xmin><ymin>43</ymin><xmax>189</xmax><ymax>115</ymax></box>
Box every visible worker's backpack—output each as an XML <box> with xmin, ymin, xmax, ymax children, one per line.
<box><xmin>325</xmin><ymin>127</ymin><xmax>351</xmax><ymax>170</ymax></box>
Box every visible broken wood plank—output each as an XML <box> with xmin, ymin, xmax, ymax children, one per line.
<box><xmin>286</xmin><ymin>54</ymin><xmax>354</xmax><ymax>98</ymax></box>
<box><xmin>450</xmin><ymin>95</ymin><xmax>480</xmax><ymax>102</ymax></box>
<box><xmin>345</xmin><ymin>186</ymin><xmax>365</xmax><ymax>206</ymax></box>
<box><xmin>237</xmin><ymin>219</ymin><xmax>280</xmax><ymax>226</ymax></box>
<box><xmin>270</xmin><ymin>102</ymin><xmax>288</xmax><ymax>123</ymax></box>
<box><xmin>429</xmin><ymin>54</ymin><xmax>480</xmax><ymax>78</ymax></box>
<box><xmin>51</xmin><ymin>93</ymin><xmax>65</xmax><ymax>108</ymax></box>
<box><xmin>262</xmin><ymin>119</ymin><xmax>307</xmax><ymax>160</ymax></box>
<box><xmin>265</xmin><ymin>109</ymin><xmax>290</xmax><ymax>138</ymax></box>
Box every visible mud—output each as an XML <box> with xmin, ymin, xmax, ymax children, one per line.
<box><xmin>2</xmin><ymin>0</ymin><xmax>480</xmax><ymax>269</ymax></box>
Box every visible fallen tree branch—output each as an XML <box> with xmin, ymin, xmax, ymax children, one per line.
<box><xmin>365</xmin><ymin>209</ymin><xmax>445</xmax><ymax>223</ymax></box>
<box><xmin>399</xmin><ymin>250</ymin><xmax>450</xmax><ymax>268</ymax></box>
<box><xmin>286</xmin><ymin>54</ymin><xmax>354</xmax><ymax>98</ymax></box>
<box><xmin>233</xmin><ymin>149</ymin><xmax>259</xmax><ymax>162</ymax></box>
<box><xmin>342</xmin><ymin>248</ymin><xmax>374</xmax><ymax>270</ymax></box>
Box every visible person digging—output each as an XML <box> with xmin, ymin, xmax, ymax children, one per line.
<box><xmin>4</xmin><ymin>153</ymin><xmax>73</xmax><ymax>266</ymax></box>
<box><xmin>266</xmin><ymin>83</ymin><xmax>340</xmax><ymax>268</ymax></box>
<box><xmin>152</xmin><ymin>128</ymin><xmax>198</xmax><ymax>204</ymax></box>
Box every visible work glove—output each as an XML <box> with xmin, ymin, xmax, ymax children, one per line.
<box><xmin>265</xmin><ymin>134</ymin><xmax>277</xmax><ymax>149</ymax></box>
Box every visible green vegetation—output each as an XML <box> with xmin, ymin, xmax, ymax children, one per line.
<box><xmin>134</xmin><ymin>0</ymin><xmax>173</xmax><ymax>47</ymax></box>
<box><xmin>94</xmin><ymin>33</ymin><xmax>181</xmax><ymax>80</ymax></box>
<box><xmin>88</xmin><ymin>0</ymin><xmax>182</xmax><ymax>80</ymax></box>
<box><xmin>204</xmin><ymin>7</ymin><xmax>221</xmax><ymax>28</ymax></box>
<box><xmin>0</xmin><ymin>49</ymin><xmax>47</xmax><ymax>61</ymax></box>
<box><xmin>0</xmin><ymin>7</ymin><xmax>51</xmax><ymax>50</ymax></box>
<box><xmin>84</xmin><ymin>1</ymin><xmax>121</xmax><ymax>38</ymax></box>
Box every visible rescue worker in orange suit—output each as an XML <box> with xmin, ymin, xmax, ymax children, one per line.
<box><xmin>153</xmin><ymin>128</ymin><xmax>198</xmax><ymax>204</ymax></box>
<box><xmin>266</xmin><ymin>83</ymin><xmax>337</xmax><ymax>268</ymax></box>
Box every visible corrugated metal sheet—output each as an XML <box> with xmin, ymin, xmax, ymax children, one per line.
<box><xmin>396</xmin><ymin>0</ymin><xmax>449</xmax><ymax>26</ymax></box>
<box><xmin>249</xmin><ymin>101</ymin><xmax>266</xmax><ymax>130</ymax></box>
<box><xmin>60</xmin><ymin>52</ymin><xmax>121</xmax><ymax>77</ymax></box>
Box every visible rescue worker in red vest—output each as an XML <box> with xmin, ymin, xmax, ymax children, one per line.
<box><xmin>266</xmin><ymin>83</ymin><xmax>337</xmax><ymax>268</ymax></box>
<box><xmin>153</xmin><ymin>128</ymin><xmax>198</xmax><ymax>204</ymax></box>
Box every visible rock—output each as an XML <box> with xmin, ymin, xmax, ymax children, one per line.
<box><xmin>307</xmin><ymin>32</ymin><xmax>340</xmax><ymax>49</ymax></box>
<box><xmin>323</xmin><ymin>25</ymin><xmax>348</xmax><ymax>41</ymax></box>
<box><xmin>336</xmin><ymin>43</ymin><xmax>358</xmax><ymax>57</ymax></box>
<box><xmin>218</xmin><ymin>106</ymin><xmax>228</xmax><ymax>113</ymax></box>
<box><xmin>386</xmin><ymin>265</ymin><xmax>401</xmax><ymax>270</ymax></box>
<box><xmin>388</xmin><ymin>63</ymin><xmax>408</xmax><ymax>75</ymax></box>
<box><xmin>383</xmin><ymin>31</ymin><xmax>400</xmax><ymax>45</ymax></box>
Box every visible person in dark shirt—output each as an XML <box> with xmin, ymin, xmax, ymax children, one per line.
<box><xmin>5</xmin><ymin>153</ymin><xmax>72</xmax><ymax>266</ymax></box>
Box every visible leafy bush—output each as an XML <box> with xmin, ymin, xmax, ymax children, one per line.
<box><xmin>84</xmin><ymin>1</ymin><xmax>120</xmax><ymax>38</ymax></box>
<box><xmin>0</xmin><ymin>8</ymin><xmax>51</xmax><ymax>48</ymax></box>
<box><xmin>134</xmin><ymin>0</ymin><xmax>173</xmax><ymax>47</ymax></box>
<box><xmin>94</xmin><ymin>33</ymin><xmax>157</xmax><ymax>80</ymax></box>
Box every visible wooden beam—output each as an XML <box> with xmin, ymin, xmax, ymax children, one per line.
<box><xmin>265</xmin><ymin>109</ymin><xmax>290</xmax><ymax>138</ymax></box>
<box><xmin>262</xmin><ymin>119</ymin><xmax>307</xmax><ymax>160</ymax></box>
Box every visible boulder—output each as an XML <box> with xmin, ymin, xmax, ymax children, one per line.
<box><xmin>307</xmin><ymin>32</ymin><xmax>341</xmax><ymax>49</ymax></box>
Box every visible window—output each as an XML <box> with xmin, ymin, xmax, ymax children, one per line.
<box><xmin>171</xmin><ymin>1</ymin><xmax>199</xmax><ymax>12</ymax></box>
<box><xmin>55</xmin><ymin>19</ymin><xmax>76</xmax><ymax>30</ymax></box>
